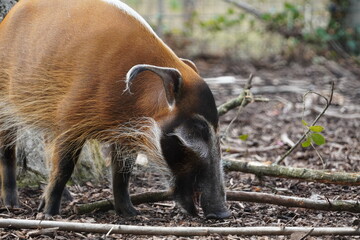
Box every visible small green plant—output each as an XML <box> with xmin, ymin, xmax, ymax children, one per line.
<box><xmin>301</xmin><ymin>120</ymin><xmax>326</xmax><ymax>148</ymax></box>
<box><xmin>238</xmin><ymin>134</ymin><xmax>249</xmax><ymax>141</ymax></box>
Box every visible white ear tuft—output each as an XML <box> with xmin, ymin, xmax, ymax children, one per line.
<box><xmin>124</xmin><ymin>64</ymin><xmax>183</xmax><ymax>108</ymax></box>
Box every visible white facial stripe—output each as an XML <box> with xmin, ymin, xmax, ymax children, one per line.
<box><xmin>194</xmin><ymin>114</ymin><xmax>216</xmax><ymax>132</ymax></box>
<box><xmin>194</xmin><ymin>114</ymin><xmax>209</xmax><ymax>124</ymax></box>
<box><xmin>100</xmin><ymin>0</ymin><xmax>156</xmax><ymax>35</ymax></box>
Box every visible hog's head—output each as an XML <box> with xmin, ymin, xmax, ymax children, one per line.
<box><xmin>125</xmin><ymin>62</ymin><xmax>231</xmax><ymax>219</ymax></box>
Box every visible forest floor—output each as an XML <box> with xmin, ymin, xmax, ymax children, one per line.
<box><xmin>0</xmin><ymin>56</ymin><xmax>359</xmax><ymax>240</ymax></box>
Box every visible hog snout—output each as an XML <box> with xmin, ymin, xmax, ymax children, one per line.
<box><xmin>198</xmin><ymin>167</ymin><xmax>231</xmax><ymax>219</ymax></box>
<box><xmin>200</xmin><ymin>191</ymin><xmax>231</xmax><ymax>219</ymax></box>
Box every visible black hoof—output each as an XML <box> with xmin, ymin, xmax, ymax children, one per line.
<box><xmin>116</xmin><ymin>206</ymin><xmax>139</xmax><ymax>217</ymax></box>
<box><xmin>205</xmin><ymin>210</ymin><xmax>232</xmax><ymax>219</ymax></box>
<box><xmin>37</xmin><ymin>198</ymin><xmax>45</xmax><ymax>211</ymax></box>
<box><xmin>3</xmin><ymin>193</ymin><xmax>20</xmax><ymax>209</ymax></box>
<box><xmin>37</xmin><ymin>198</ymin><xmax>60</xmax><ymax>217</ymax></box>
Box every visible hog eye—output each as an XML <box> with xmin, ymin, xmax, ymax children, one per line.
<box><xmin>192</xmin><ymin>120</ymin><xmax>210</xmax><ymax>141</ymax></box>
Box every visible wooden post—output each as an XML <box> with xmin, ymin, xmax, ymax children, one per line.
<box><xmin>157</xmin><ymin>0</ymin><xmax>165</xmax><ymax>38</ymax></box>
<box><xmin>182</xmin><ymin>0</ymin><xmax>196</xmax><ymax>32</ymax></box>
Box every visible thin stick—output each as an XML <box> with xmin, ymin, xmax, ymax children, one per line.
<box><xmin>217</xmin><ymin>74</ymin><xmax>263</xmax><ymax>117</ymax></box>
<box><xmin>223</xmin><ymin>74</ymin><xmax>254</xmax><ymax>137</ymax></box>
<box><xmin>74</xmin><ymin>191</ymin><xmax>172</xmax><ymax>215</ymax></box>
<box><xmin>226</xmin><ymin>191</ymin><xmax>360</xmax><ymax>213</ymax></box>
<box><xmin>74</xmin><ymin>189</ymin><xmax>360</xmax><ymax>215</ymax></box>
<box><xmin>223</xmin><ymin>159</ymin><xmax>360</xmax><ymax>185</ymax></box>
<box><xmin>0</xmin><ymin>219</ymin><xmax>359</xmax><ymax>236</ymax></box>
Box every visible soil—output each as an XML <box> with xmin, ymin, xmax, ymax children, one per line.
<box><xmin>0</xmin><ymin>57</ymin><xmax>359</xmax><ymax>240</ymax></box>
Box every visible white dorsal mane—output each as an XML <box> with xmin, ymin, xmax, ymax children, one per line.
<box><xmin>100</xmin><ymin>0</ymin><xmax>156</xmax><ymax>35</ymax></box>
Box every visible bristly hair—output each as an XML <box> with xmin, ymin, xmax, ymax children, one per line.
<box><xmin>0</xmin><ymin>94</ymin><xmax>168</xmax><ymax>174</ymax></box>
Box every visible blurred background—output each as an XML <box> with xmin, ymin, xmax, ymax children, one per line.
<box><xmin>119</xmin><ymin>0</ymin><xmax>359</xmax><ymax>61</ymax></box>
<box><xmin>1</xmin><ymin>0</ymin><xmax>359</xmax><ymax>61</ymax></box>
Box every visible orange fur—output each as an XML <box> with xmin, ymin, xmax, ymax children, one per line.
<box><xmin>0</xmin><ymin>0</ymin><xmax>201</xmax><ymax>156</ymax></box>
<box><xmin>0</xmin><ymin>0</ymin><xmax>226</xmax><ymax>217</ymax></box>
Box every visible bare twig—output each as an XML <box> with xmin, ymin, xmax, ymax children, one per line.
<box><xmin>0</xmin><ymin>219</ymin><xmax>359</xmax><ymax>236</ymax></box>
<box><xmin>300</xmin><ymin>228</ymin><xmax>315</xmax><ymax>240</ymax></box>
<box><xmin>226</xmin><ymin>191</ymin><xmax>360</xmax><ymax>213</ymax></box>
<box><xmin>75</xmin><ymin>191</ymin><xmax>172</xmax><ymax>215</ymax></box>
<box><xmin>310</xmin><ymin>141</ymin><xmax>326</xmax><ymax>168</ymax></box>
<box><xmin>223</xmin><ymin>159</ymin><xmax>360</xmax><ymax>186</ymax></box>
<box><xmin>26</xmin><ymin>227</ymin><xmax>59</xmax><ymax>238</ymax></box>
<box><xmin>75</xmin><ymin>189</ymin><xmax>360</xmax><ymax>215</ymax></box>
<box><xmin>275</xmin><ymin>82</ymin><xmax>334</xmax><ymax>164</ymax></box>
<box><xmin>281</xmin><ymin>133</ymin><xmax>295</xmax><ymax>147</ymax></box>
<box><xmin>217</xmin><ymin>74</ymin><xmax>259</xmax><ymax>117</ymax></box>
<box><xmin>222</xmin><ymin>74</ymin><xmax>254</xmax><ymax>137</ymax></box>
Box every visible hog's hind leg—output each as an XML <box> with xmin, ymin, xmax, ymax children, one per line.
<box><xmin>0</xmin><ymin>129</ymin><xmax>19</xmax><ymax>208</ymax></box>
<box><xmin>38</xmin><ymin>137</ymin><xmax>83</xmax><ymax>217</ymax></box>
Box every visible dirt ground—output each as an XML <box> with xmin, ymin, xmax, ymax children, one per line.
<box><xmin>0</xmin><ymin>57</ymin><xmax>359</xmax><ymax>239</ymax></box>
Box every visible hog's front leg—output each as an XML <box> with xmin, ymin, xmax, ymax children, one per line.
<box><xmin>111</xmin><ymin>145</ymin><xmax>138</xmax><ymax>216</ymax></box>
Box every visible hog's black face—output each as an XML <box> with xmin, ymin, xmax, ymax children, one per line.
<box><xmin>161</xmin><ymin>83</ymin><xmax>230</xmax><ymax>219</ymax></box>
<box><xmin>161</xmin><ymin>116</ymin><xmax>230</xmax><ymax>219</ymax></box>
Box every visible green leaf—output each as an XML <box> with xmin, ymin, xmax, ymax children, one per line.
<box><xmin>239</xmin><ymin>134</ymin><xmax>249</xmax><ymax>141</ymax></box>
<box><xmin>261</xmin><ymin>13</ymin><xmax>272</xmax><ymax>21</ymax></box>
<box><xmin>302</xmin><ymin>137</ymin><xmax>311</xmax><ymax>147</ymax></box>
<box><xmin>227</xmin><ymin>8</ymin><xmax>235</xmax><ymax>15</ymax></box>
<box><xmin>216</xmin><ymin>15</ymin><xmax>226</xmax><ymax>23</ymax></box>
<box><xmin>309</xmin><ymin>126</ymin><xmax>324</xmax><ymax>132</ymax></box>
<box><xmin>284</xmin><ymin>2</ymin><xmax>296</xmax><ymax>10</ymax></box>
<box><xmin>310</xmin><ymin>133</ymin><xmax>326</xmax><ymax>146</ymax></box>
<box><xmin>301</xmin><ymin>120</ymin><xmax>308</xmax><ymax>126</ymax></box>
<box><xmin>170</xmin><ymin>0</ymin><xmax>181</xmax><ymax>11</ymax></box>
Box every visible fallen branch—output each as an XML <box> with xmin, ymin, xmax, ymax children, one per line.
<box><xmin>74</xmin><ymin>190</ymin><xmax>360</xmax><ymax>215</ymax></box>
<box><xmin>217</xmin><ymin>74</ymin><xmax>253</xmax><ymax>117</ymax></box>
<box><xmin>226</xmin><ymin>191</ymin><xmax>360</xmax><ymax>213</ymax></box>
<box><xmin>26</xmin><ymin>227</ymin><xmax>59</xmax><ymax>238</ymax></box>
<box><xmin>0</xmin><ymin>219</ymin><xmax>359</xmax><ymax>236</ymax></box>
<box><xmin>222</xmin><ymin>74</ymin><xmax>254</xmax><ymax>137</ymax></box>
<box><xmin>217</xmin><ymin>92</ymin><xmax>269</xmax><ymax>117</ymax></box>
<box><xmin>217</xmin><ymin>89</ymin><xmax>250</xmax><ymax>117</ymax></box>
<box><xmin>75</xmin><ymin>191</ymin><xmax>172</xmax><ymax>215</ymax></box>
<box><xmin>223</xmin><ymin>159</ymin><xmax>360</xmax><ymax>186</ymax></box>
<box><xmin>217</xmin><ymin>74</ymin><xmax>270</xmax><ymax>117</ymax></box>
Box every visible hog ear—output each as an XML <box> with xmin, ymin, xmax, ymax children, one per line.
<box><xmin>181</xmin><ymin>58</ymin><xmax>199</xmax><ymax>73</ymax></box>
<box><xmin>125</xmin><ymin>64</ymin><xmax>183</xmax><ymax>107</ymax></box>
